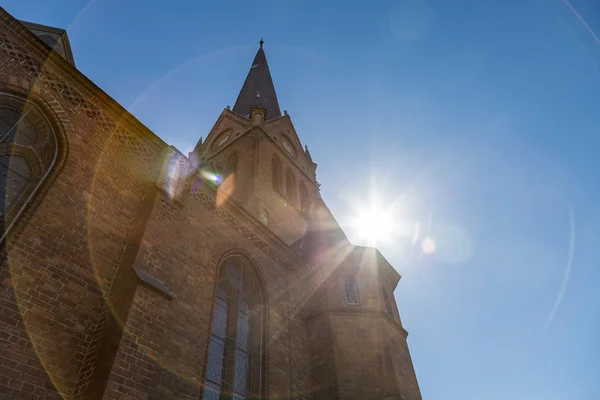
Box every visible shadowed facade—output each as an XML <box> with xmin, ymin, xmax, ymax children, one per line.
<box><xmin>0</xmin><ymin>7</ymin><xmax>422</xmax><ymax>400</ymax></box>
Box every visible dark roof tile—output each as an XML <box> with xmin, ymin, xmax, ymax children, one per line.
<box><xmin>233</xmin><ymin>43</ymin><xmax>281</xmax><ymax>120</ymax></box>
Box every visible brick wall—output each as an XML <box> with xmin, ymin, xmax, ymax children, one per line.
<box><xmin>306</xmin><ymin>314</ymin><xmax>339</xmax><ymax>400</ymax></box>
<box><xmin>0</xmin><ymin>8</ymin><xmax>165</xmax><ymax>398</ymax></box>
<box><xmin>96</xmin><ymin>150</ymin><xmax>314</xmax><ymax>398</ymax></box>
<box><xmin>300</xmin><ymin>245</ymin><xmax>422</xmax><ymax>400</ymax></box>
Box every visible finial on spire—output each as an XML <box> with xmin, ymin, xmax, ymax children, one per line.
<box><xmin>260</xmin><ymin>38</ymin><xmax>264</xmax><ymax>47</ymax></box>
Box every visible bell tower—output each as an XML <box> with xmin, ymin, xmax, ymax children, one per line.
<box><xmin>192</xmin><ymin>40</ymin><xmax>318</xmax><ymax>245</ymax></box>
<box><xmin>191</xmin><ymin>41</ymin><xmax>422</xmax><ymax>399</ymax></box>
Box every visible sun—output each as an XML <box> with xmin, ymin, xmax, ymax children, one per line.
<box><xmin>348</xmin><ymin>200</ymin><xmax>399</xmax><ymax>247</ymax></box>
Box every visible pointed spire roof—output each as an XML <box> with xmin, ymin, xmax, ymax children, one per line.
<box><xmin>233</xmin><ymin>40</ymin><xmax>282</xmax><ymax>120</ymax></box>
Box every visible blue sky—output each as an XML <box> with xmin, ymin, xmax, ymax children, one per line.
<box><xmin>5</xmin><ymin>0</ymin><xmax>600</xmax><ymax>398</ymax></box>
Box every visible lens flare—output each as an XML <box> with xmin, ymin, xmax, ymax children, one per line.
<box><xmin>165</xmin><ymin>156</ymin><xmax>184</xmax><ymax>200</ymax></box>
<box><xmin>199</xmin><ymin>170</ymin><xmax>222</xmax><ymax>185</ymax></box>
<box><xmin>421</xmin><ymin>237</ymin><xmax>436</xmax><ymax>254</ymax></box>
<box><xmin>216</xmin><ymin>174</ymin><xmax>235</xmax><ymax>207</ymax></box>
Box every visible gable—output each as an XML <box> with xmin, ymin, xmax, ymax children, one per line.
<box><xmin>264</xmin><ymin>115</ymin><xmax>315</xmax><ymax>182</ymax></box>
<box><xmin>194</xmin><ymin>109</ymin><xmax>251</xmax><ymax>159</ymax></box>
<box><xmin>19</xmin><ymin>20</ymin><xmax>75</xmax><ymax>66</ymax></box>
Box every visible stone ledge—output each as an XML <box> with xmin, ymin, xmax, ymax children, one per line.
<box><xmin>133</xmin><ymin>266</ymin><xmax>175</xmax><ymax>299</ymax></box>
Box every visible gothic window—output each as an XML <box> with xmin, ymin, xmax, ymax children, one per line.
<box><xmin>382</xmin><ymin>287</ymin><xmax>395</xmax><ymax>320</ymax></box>
<box><xmin>203</xmin><ymin>255</ymin><xmax>263</xmax><ymax>400</ymax></box>
<box><xmin>271</xmin><ymin>155</ymin><xmax>281</xmax><ymax>192</ymax></box>
<box><xmin>299</xmin><ymin>181</ymin><xmax>309</xmax><ymax>212</ymax></box>
<box><xmin>285</xmin><ymin>168</ymin><xmax>296</xmax><ymax>203</ymax></box>
<box><xmin>226</xmin><ymin>152</ymin><xmax>238</xmax><ymax>178</ymax></box>
<box><xmin>343</xmin><ymin>277</ymin><xmax>359</xmax><ymax>305</ymax></box>
<box><xmin>0</xmin><ymin>94</ymin><xmax>58</xmax><ymax>240</ymax></box>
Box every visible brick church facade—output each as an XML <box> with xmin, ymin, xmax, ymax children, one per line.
<box><xmin>0</xmin><ymin>7</ymin><xmax>422</xmax><ymax>400</ymax></box>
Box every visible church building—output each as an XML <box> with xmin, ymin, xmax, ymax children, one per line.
<box><xmin>0</xmin><ymin>7</ymin><xmax>422</xmax><ymax>400</ymax></box>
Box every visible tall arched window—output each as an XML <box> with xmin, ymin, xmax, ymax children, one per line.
<box><xmin>285</xmin><ymin>168</ymin><xmax>296</xmax><ymax>203</ymax></box>
<box><xmin>226</xmin><ymin>152</ymin><xmax>238</xmax><ymax>178</ymax></box>
<box><xmin>299</xmin><ymin>181</ymin><xmax>309</xmax><ymax>212</ymax></box>
<box><xmin>343</xmin><ymin>277</ymin><xmax>359</xmax><ymax>305</ymax></box>
<box><xmin>203</xmin><ymin>255</ymin><xmax>263</xmax><ymax>400</ymax></box>
<box><xmin>382</xmin><ymin>288</ymin><xmax>395</xmax><ymax>320</ymax></box>
<box><xmin>0</xmin><ymin>93</ymin><xmax>58</xmax><ymax>240</ymax></box>
<box><xmin>271</xmin><ymin>155</ymin><xmax>281</xmax><ymax>192</ymax></box>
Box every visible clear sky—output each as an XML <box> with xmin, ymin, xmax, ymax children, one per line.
<box><xmin>4</xmin><ymin>0</ymin><xmax>600</xmax><ymax>398</ymax></box>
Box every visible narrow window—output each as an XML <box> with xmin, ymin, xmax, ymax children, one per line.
<box><xmin>382</xmin><ymin>288</ymin><xmax>395</xmax><ymax>320</ymax></box>
<box><xmin>343</xmin><ymin>277</ymin><xmax>359</xmax><ymax>305</ymax></box>
<box><xmin>299</xmin><ymin>181</ymin><xmax>309</xmax><ymax>212</ymax></box>
<box><xmin>203</xmin><ymin>286</ymin><xmax>230</xmax><ymax>399</ymax></box>
<box><xmin>285</xmin><ymin>168</ymin><xmax>296</xmax><ymax>203</ymax></box>
<box><xmin>271</xmin><ymin>155</ymin><xmax>281</xmax><ymax>191</ymax></box>
<box><xmin>226</xmin><ymin>152</ymin><xmax>238</xmax><ymax>178</ymax></box>
<box><xmin>0</xmin><ymin>95</ymin><xmax>58</xmax><ymax>240</ymax></box>
<box><xmin>203</xmin><ymin>255</ymin><xmax>263</xmax><ymax>399</ymax></box>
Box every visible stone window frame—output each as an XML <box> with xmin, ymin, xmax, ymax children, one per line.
<box><xmin>0</xmin><ymin>91</ymin><xmax>60</xmax><ymax>243</ymax></box>
<box><xmin>271</xmin><ymin>154</ymin><xmax>282</xmax><ymax>192</ymax></box>
<box><xmin>225</xmin><ymin>151</ymin><xmax>238</xmax><ymax>178</ymax></box>
<box><xmin>343</xmin><ymin>277</ymin><xmax>359</xmax><ymax>306</ymax></box>
<box><xmin>299</xmin><ymin>180</ymin><xmax>309</xmax><ymax>213</ymax></box>
<box><xmin>285</xmin><ymin>168</ymin><xmax>296</xmax><ymax>204</ymax></box>
<box><xmin>382</xmin><ymin>286</ymin><xmax>396</xmax><ymax>320</ymax></box>
<box><xmin>202</xmin><ymin>254</ymin><xmax>265</xmax><ymax>400</ymax></box>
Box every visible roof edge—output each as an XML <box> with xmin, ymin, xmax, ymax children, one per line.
<box><xmin>1</xmin><ymin>8</ymin><xmax>166</xmax><ymax>148</ymax></box>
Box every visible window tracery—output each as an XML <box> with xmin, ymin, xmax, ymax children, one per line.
<box><xmin>203</xmin><ymin>255</ymin><xmax>263</xmax><ymax>400</ymax></box>
<box><xmin>0</xmin><ymin>93</ymin><xmax>58</xmax><ymax>240</ymax></box>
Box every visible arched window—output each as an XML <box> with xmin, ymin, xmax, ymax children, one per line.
<box><xmin>382</xmin><ymin>288</ymin><xmax>395</xmax><ymax>320</ymax></box>
<box><xmin>285</xmin><ymin>168</ymin><xmax>296</xmax><ymax>203</ymax></box>
<box><xmin>203</xmin><ymin>255</ymin><xmax>263</xmax><ymax>400</ymax></box>
<box><xmin>226</xmin><ymin>152</ymin><xmax>238</xmax><ymax>178</ymax></box>
<box><xmin>271</xmin><ymin>155</ymin><xmax>281</xmax><ymax>192</ymax></box>
<box><xmin>0</xmin><ymin>94</ymin><xmax>58</xmax><ymax>240</ymax></box>
<box><xmin>299</xmin><ymin>181</ymin><xmax>309</xmax><ymax>212</ymax></box>
<box><xmin>343</xmin><ymin>277</ymin><xmax>359</xmax><ymax>305</ymax></box>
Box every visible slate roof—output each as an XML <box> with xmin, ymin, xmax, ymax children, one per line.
<box><xmin>233</xmin><ymin>41</ymin><xmax>282</xmax><ymax>120</ymax></box>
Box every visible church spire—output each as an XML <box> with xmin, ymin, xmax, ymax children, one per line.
<box><xmin>232</xmin><ymin>39</ymin><xmax>282</xmax><ymax>120</ymax></box>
